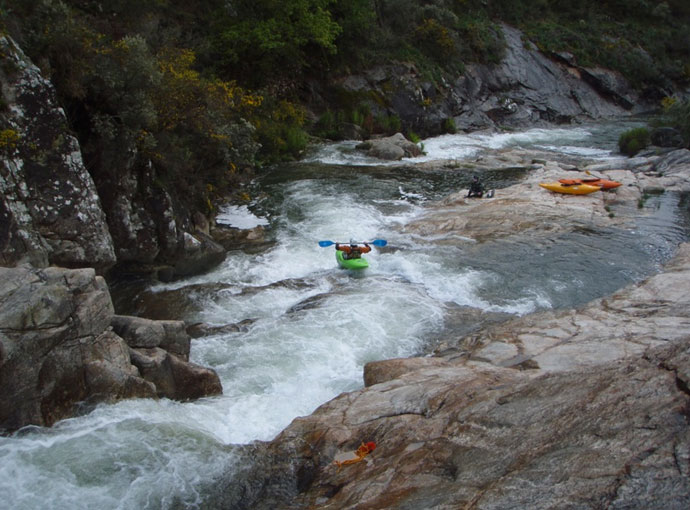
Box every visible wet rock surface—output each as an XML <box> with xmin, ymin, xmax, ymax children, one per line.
<box><xmin>404</xmin><ymin>148</ymin><xmax>690</xmax><ymax>244</ymax></box>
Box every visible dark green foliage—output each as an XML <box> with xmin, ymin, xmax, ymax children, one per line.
<box><xmin>415</xmin><ymin>18</ymin><xmax>458</xmax><ymax>62</ymax></box>
<box><xmin>253</xmin><ymin>98</ymin><xmax>309</xmax><ymax>162</ymax></box>
<box><xmin>313</xmin><ymin>105</ymin><xmax>402</xmax><ymax>140</ymax></box>
<box><xmin>2</xmin><ymin>0</ymin><xmax>689</xmax><ymax>212</ymax></box>
<box><xmin>407</xmin><ymin>131</ymin><xmax>421</xmax><ymax>144</ymax></box>
<box><xmin>375</xmin><ymin>114</ymin><xmax>402</xmax><ymax>135</ymax></box>
<box><xmin>210</xmin><ymin>0</ymin><xmax>341</xmax><ymax>87</ymax></box>
<box><xmin>3</xmin><ymin>0</ymin><xmax>264</xmax><ymax>215</ymax></box>
<box><xmin>618</xmin><ymin>127</ymin><xmax>650</xmax><ymax>156</ymax></box>
<box><xmin>662</xmin><ymin>98</ymin><xmax>690</xmax><ymax>147</ymax></box>
<box><xmin>442</xmin><ymin>117</ymin><xmax>457</xmax><ymax>134</ymax></box>
<box><xmin>456</xmin><ymin>17</ymin><xmax>505</xmax><ymax>64</ymax></box>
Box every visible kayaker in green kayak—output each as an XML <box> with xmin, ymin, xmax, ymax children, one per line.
<box><xmin>335</xmin><ymin>241</ymin><xmax>371</xmax><ymax>260</ymax></box>
<box><xmin>318</xmin><ymin>239</ymin><xmax>387</xmax><ymax>270</ymax></box>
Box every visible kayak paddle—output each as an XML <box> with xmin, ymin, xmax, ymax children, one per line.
<box><xmin>318</xmin><ymin>239</ymin><xmax>387</xmax><ymax>247</ymax></box>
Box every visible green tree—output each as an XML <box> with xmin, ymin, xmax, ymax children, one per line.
<box><xmin>212</xmin><ymin>0</ymin><xmax>341</xmax><ymax>86</ymax></box>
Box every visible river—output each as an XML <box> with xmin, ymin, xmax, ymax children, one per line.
<box><xmin>2</xmin><ymin>121</ymin><xmax>689</xmax><ymax>509</ymax></box>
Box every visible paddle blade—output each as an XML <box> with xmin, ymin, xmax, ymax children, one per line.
<box><xmin>318</xmin><ymin>240</ymin><xmax>334</xmax><ymax>247</ymax></box>
<box><xmin>370</xmin><ymin>239</ymin><xmax>387</xmax><ymax>247</ymax></box>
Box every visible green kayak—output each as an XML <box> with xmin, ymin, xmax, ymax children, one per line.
<box><xmin>336</xmin><ymin>249</ymin><xmax>369</xmax><ymax>270</ymax></box>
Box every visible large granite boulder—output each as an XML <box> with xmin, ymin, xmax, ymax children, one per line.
<box><xmin>111</xmin><ymin>315</ymin><xmax>192</xmax><ymax>360</ymax></box>
<box><xmin>0</xmin><ymin>266</ymin><xmax>153</xmax><ymax>431</ymax></box>
<box><xmin>111</xmin><ymin>314</ymin><xmax>223</xmax><ymax>399</ymax></box>
<box><xmin>0</xmin><ymin>36</ymin><xmax>116</xmax><ymax>271</ymax></box>
<box><xmin>129</xmin><ymin>347</ymin><xmax>223</xmax><ymax>401</ymax></box>
<box><xmin>356</xmin><ymin>133</ymin><xmax>423</xmax><ymax>161</ymax></box>
<box><xmin>0</xmin><ymin>266</ymin><xmax>223</xmax><ymax>432</ymax></box>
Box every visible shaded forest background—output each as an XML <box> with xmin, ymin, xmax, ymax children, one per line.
<box><xmin>2</xmin><ymin>0</ymin><xmax>689</xmax><ymax>212</ymax></box>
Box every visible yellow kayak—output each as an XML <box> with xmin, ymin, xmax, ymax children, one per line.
<box><xmin>539</xmin><ymin>182</ymin><xmax>601</xmax><ymax>195</ymax></box>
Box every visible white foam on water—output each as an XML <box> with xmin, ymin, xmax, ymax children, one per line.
<box><xmin>190</xmin><ymin>276</ymin><xmax>444</xmax><ymax>444</ymax></box>
<box><xmin>305</xmin><ymin>126</ymin><xmax>604</xmax><ymax>166</ymax></box>
<box><xmin>0</xmin><ymin>400</ymin><xmax>239</xmax><ymax>510</ymax></box>
<box><xmin>215</xmin><ymin>204</ymin><xmax>269</xmax><ymax>229</ymax></box>
<box><xmin>534</xmin><ymin>144</ymin><xmax>616</xmax><ymax>159</ymax></box>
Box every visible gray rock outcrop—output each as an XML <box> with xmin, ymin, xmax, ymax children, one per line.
<box><xmin>327</xmin><ymin>25</ymin><xmax>642</xmax><ymax>138</ymax></box>
<box><xmin>0</xmin><ymin>36</ymin><xmax>116</xmax><ymax>271</ymax></box>
<box><xmin>111</xmin><ymin>315</ymin><xmax>223</xmax><ymax>400</ymax></box>
<box><xmin>453</xmin><ymin>25</ymin><xmax>631</xmax><ymax>130</ymax></box>
<box><xmin>0</xmin><ymin>266</ymin><xmax>152</xmax><ymax>431</ymax></box>
<box><xmin>0</xmin><ymin>34</ymin><xmax>231</xmax><ymax>280</ymax></box>
<box><xmin>0</xmin><ymin>266</ymin><xmax>222</xmax><ymax>432</ymax></box>
<box><xmin>403</xmin><ymin>148</ymin><xmax>690</xmax><ymax>244</ymax></box>
<box><xmin>228</xmin><ymin>331</ymin><xmax>690</xmax><ymax>510</ymax></box>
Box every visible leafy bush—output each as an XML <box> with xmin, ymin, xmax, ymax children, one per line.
<box><xmin>415</xmin><ymin>18</ymin><xmax>458</xmax><ymax>62</ymax></box>
<box><xmin>407</xmin><ymin>131</ymin><xmax>421</xmax><ymax>144</ymax></box>
<box><xmin>618</xmin><ymin>127</ymin><xmax>650</xmax><ymax>156</ymax></box>
<box><xmin>211</xmin><ymin>0</ymin><xmax>341</xmax><ymax>87</ymax></box>
<box><xmin>442</xmin><ymin>117</ymin><xmax>457</xmax><ymax>134</ymax></box>
<box><xmin>374</xmin><ymin>114</ymin><xmax>402</xmax><ymax>135</ymax></box>
<box><xmin>254</xmin><ymin>99</ymin><xmax>309</xmax><ymax>162</ymax></box>
<box><xmin>456</xmin><ymin>17</ymin><xmax>505</xmax><ymax>64</ymax></box>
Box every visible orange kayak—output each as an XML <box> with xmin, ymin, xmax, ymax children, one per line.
<box><xmin>539</xmin><ymin>182</ymin><xmax>602</xmax><ymax>195</ymax></box>
<box><xmin>558</xmin><ymin>178</ymin><xmax>621</xmax><ymax>190</ymax></box>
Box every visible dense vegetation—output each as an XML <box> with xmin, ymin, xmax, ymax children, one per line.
<box><xmin>1</xmin><ymin>0</ymin><xmax>689</xmax><ymax>210</ymax></box>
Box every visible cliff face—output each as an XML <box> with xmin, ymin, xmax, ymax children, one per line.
<box><xmin>319</xmin><ymin>25</ymin><xmax>643</xmax><ymax>138</ymax></box>
<box><xmin>0</xmin><ymin>35</ymin><xmax>228</xmax><ymax>280</ymax></box>
<box><xmin>0</xmin><ymin>36</ymin><xmax>225</xmax><ymax>432</ymax></box>
<box><xmin>0</xmin><ymin>35</ymin><xmax>116</xmax><ymax>271</ymax></box>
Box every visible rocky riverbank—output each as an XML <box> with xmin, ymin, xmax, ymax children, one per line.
<box><xmin>210</xmin><ymin>149</ymin><xmax>690</xmax><ymax>509</ymax></box>
<box><xmin>0</xmin><ymin>265</ymin><xmax>222</xmax><ymax>432</ymax></box>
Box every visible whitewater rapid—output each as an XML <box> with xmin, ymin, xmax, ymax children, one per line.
<box><xmin>5</xmin><ymin>120</ymin><xmax>681</xmax><ymax>510</ymax></box>
<box><xmin>303</xmin><ymin>125</ymin><xmax>625</xmax><ymax>166</ymax></box>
